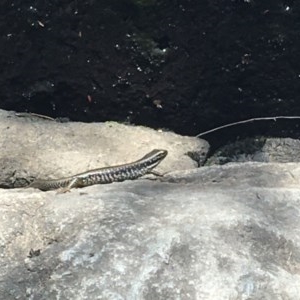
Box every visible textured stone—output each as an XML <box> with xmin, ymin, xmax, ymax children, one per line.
<box><xmin>1</xmin><ymin>110</ymin><xmax>300</xmax><ymax>299</ymax></box>
<box><xmin>1</xmin><ymin>162</ymin><xmax>300</xmax><ymax>299</ymax></box>
<box><xmin>0</xmin><ymin>109</ymin><xmax>209</xmax><ymax>188</ymax></box>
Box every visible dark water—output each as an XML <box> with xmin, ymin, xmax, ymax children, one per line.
<box><xmin>0</xmin><ymin>0</ymin><xmax>299</xmax><ymax>148</ymax></box>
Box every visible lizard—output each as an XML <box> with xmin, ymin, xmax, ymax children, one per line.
<box><xmin>28</xmin><ymin>149</ymin><xmax>168</xmax><ymax>192</ymax></box>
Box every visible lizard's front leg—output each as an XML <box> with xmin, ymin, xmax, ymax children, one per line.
<box><xmin>56</xmin><ymin>177</ymin><xmax>80</xmax><ymax>194</ymax></box>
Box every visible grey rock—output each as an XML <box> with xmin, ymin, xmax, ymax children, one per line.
<box><xmin>206</xmin><ymin>137</ymin><xmax>300</xmax><ymax>165</ymax></box>
<box><xmin>1</xmin><ymin>110</ymin><xmax>300</xmax><ymax>299</ymax></box>
<box><xmin>1</xmin><ymin>162</ymin><xmax>300</xmax><ymax>299</ymax></box>
<box><xmin>0</xmin><ymin>109</ymin><xmax>209</xmax><ymax>188</ymax></box>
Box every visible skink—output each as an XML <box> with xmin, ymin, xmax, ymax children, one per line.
<box><xmin>28</xmin><ymin>149</ymin><xmax>167</xmax><ymax>192</ymax></box>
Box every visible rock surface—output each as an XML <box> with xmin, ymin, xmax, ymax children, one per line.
<box><xmin>0</xmin><ymin>109</ymin><xmax>209</xmax><ymax>188</ymax></box>
<box><xmin>1</xmin><ymin>162</ymin><xmax>300</xmax><ymax>299</ymax></box>
<box><xmin>206</xmin><ymin>137</ymin><xmax>300</xmax><ymax>165</ymax></box>
<box><xmin>1</xmin><ymin>110</ymin><xmax>300</xmax><ymax>299</ymax></box>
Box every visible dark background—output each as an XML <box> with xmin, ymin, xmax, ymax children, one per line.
<box><xmin>0</xmin><ymin>0</ymin><xmax>299</xmax><ymax>148</ymax></box>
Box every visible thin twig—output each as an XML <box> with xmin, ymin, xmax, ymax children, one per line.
<box><xmin>196</xmin><ymin>116</ymin><xmax>300</xmax><ymax>137</ymax></box>
<box><xmin>15</xmin><ymin>112</ymin><xmax>55</xmax><ymax>121</ymax></box>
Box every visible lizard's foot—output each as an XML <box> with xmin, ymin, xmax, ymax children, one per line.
<box><xmin>55</xmin><ymin>178</ymin><xmax>79</xmax><ymax>194</ymax></box>
<box><xmin>149</xmin><ymin>170</ymin><xmax>164</xmax><ymax>177</ymax></box>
